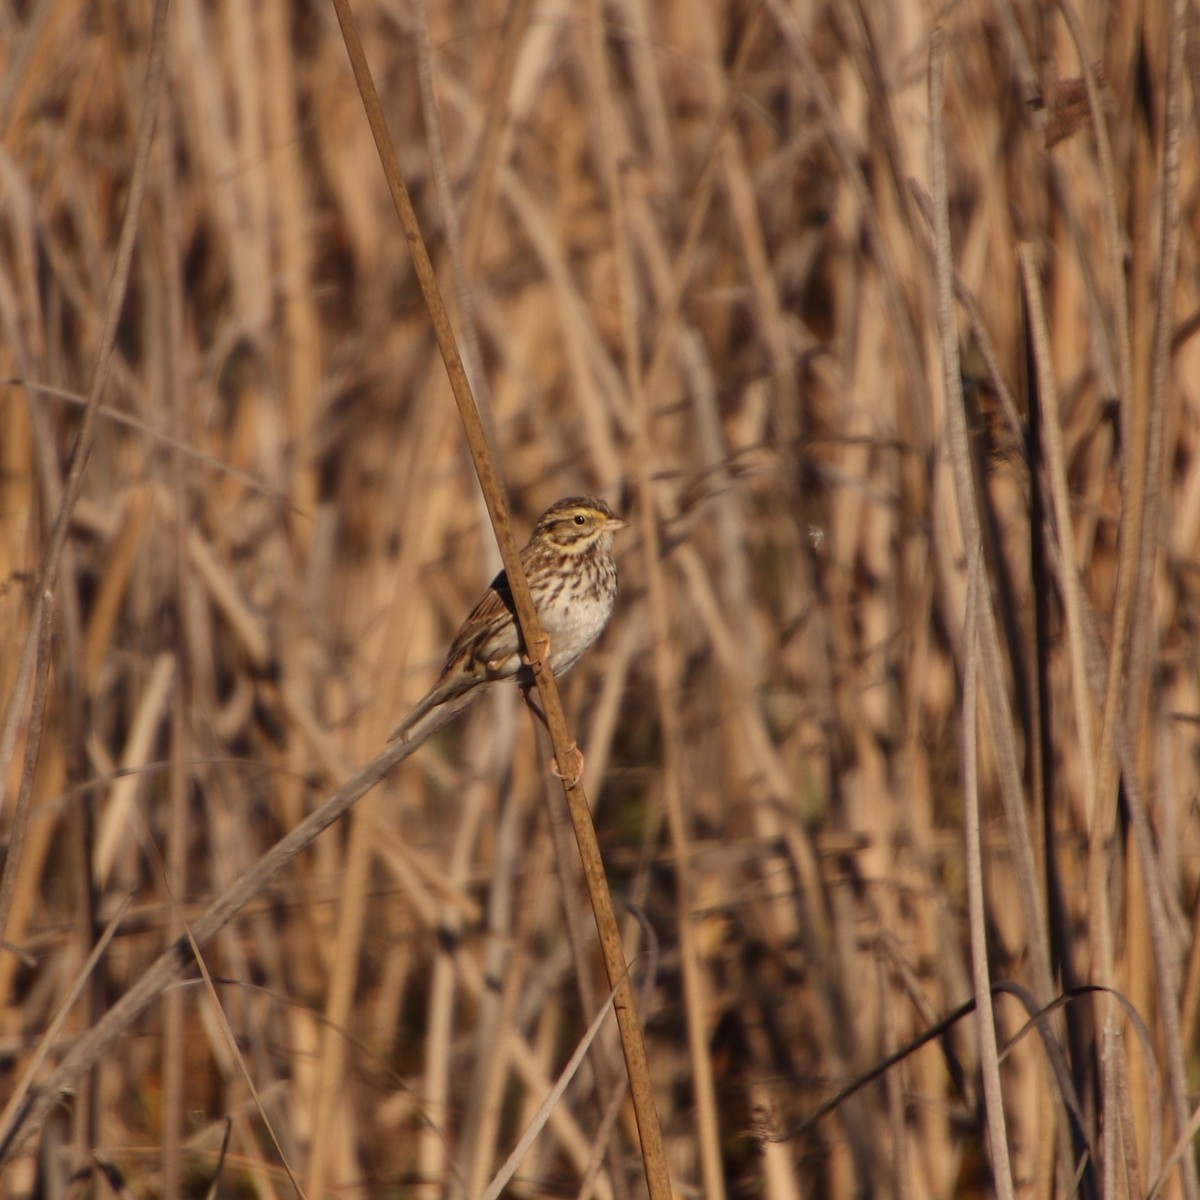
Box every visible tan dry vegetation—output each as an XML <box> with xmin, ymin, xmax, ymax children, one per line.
<box><xmin>1</xmin><ymin>0</ymin><xmax>1199</xmax><ymax>1197</ymax></box>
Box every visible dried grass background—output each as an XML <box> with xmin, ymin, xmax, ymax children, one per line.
<box><xmin>1</xmin><ymin>0</ymin><xmax>1199</xmax><ymax>1197</ymax></box>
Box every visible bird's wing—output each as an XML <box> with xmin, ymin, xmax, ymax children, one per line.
<box><xmin>442</xmin><ymin>568</ymin><xmax>521</xmax><ymax>672</ymax></box>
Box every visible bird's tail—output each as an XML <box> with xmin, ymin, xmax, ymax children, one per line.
<box><xmin>387</xmin><ymin>681</ymin><xmax>477</xmax><ymax>745</ymax></box>
<box><xmin>387</xmin><ymin>692</ymin><xmax>440</xmax><ymax>744</ymax></box>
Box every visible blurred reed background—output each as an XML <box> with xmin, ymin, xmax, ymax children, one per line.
<box><xmin>1</xmin><ymin>0</ymin><xmax>1199</xmax><ymax>1196</ymax></box>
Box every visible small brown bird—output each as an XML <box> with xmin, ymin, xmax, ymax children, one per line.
<box><xmin>389</xmin><ymin>496</ymin><xmax>627</xmax><ymax>745</ymax></box>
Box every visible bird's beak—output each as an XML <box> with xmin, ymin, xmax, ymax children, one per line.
<box><xmin>605</xmin><ymin>515</ymin><xmax>629</xmax><ymax>532</ymax></box>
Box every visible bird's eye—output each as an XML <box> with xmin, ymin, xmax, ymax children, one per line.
<box><xmin>574</xmin><ymin>514</ymin><xmax>586</xmax><ymax>525</ymax></box>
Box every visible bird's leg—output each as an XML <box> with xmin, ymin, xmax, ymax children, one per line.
<box><xmin>519</xmin><ymin>685</ymin><xmax>584</xmax><ymax>786</ymax></box>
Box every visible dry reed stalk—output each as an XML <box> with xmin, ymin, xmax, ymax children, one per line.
<box><xmin>262</xmin><ymin>0</ymin><xmax>321</xmax><ymax>523</ymax></box>
<box><xmin>92</xmin><ymin>652</ymin><xmax>175</xmax><ymax>886</ymax></box>
<box><xmin>931</xmin><ymin>26</ymin><xmax>1028</xmax><ymax>1198</ymax></box>
<box><xmin>324</xmin><ymin>6</ymin><xmax>670</xmax><ymax>1193</ymax></box>
<box><xmin>303</xmin><ymin>765</ymin><xmax>379</xmax><ymax>1196</ymax></box>
<box><xmin>419</xmin><ymin>720</ymin><xmax>516</xmax><ymax>1200</ymax></box>
<box><xmin>928</xmin><ymin>30</ymin><xmax>1054</xmax><ymax>1016</ymax></box>
<box><xmin>459</xmin><ymin>804</ymin><xmax>554</xmax><ymax>1198</ymax></box>
<box><xmin>163</xmin><ymin>693</ymin><xmax>188</xmax><ymax>1200</ymax></box>
<box><xmin>1022</xmin><ymin>239</ymin><xmax>1127</xmax><ymax>1196</ymax></box>
<box><xmin>962</xmin><ymin>540</ymin><xmax>1015</xmax><ymax>1200</ymax></box>
<box><xmin>321</xmin><ymin>9</ymin><xmax>667</xmax><ymax>1190</ymax></box>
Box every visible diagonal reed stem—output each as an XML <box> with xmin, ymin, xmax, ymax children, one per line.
<box><xmin>325</xmin><ymin>4</ymin><xmax>671</xmax><ymax>1199</ymax></box>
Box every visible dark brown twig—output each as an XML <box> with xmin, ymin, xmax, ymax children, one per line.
<box><xmin>325</xmin><ymin>4</ymin><xmax>670</xmax><ymax>1198</ymax></box>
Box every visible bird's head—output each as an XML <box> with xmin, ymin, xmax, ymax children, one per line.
<box><xmin>532</xmin><ymin>496</ymin><xmax>628</xmax><ymax>553</ymax></box>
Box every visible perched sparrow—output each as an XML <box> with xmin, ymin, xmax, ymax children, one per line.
<box><xmin>389</xmin><ymin>496</ymin><xmax>627</xmax><ymax>744</ymax></box>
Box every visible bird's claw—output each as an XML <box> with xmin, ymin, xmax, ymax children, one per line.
<box><xmin>523</xmin><ymin>631</ymin><xmax>552</xmax><ymax>673</ymax></box>
<box><xmin>550</xmin><ymin>743</ymin><xmax>585</xmax><ymax>787</ymax></box>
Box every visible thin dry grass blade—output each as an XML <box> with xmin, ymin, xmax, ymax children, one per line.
<box><xmin>483</xmin><ymin>977</ymin><xmax>621</xmax><ymax>1200</ymax></box>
